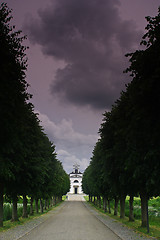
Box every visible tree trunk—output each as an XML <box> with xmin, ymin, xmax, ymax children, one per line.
<box><xmin>120</xmin><ymin>195</ymin><xmax>126</xmax><ymax>218</ymax></box>
<box><xmin>35</xmin><ymin>199</ymin><xmax>39</xmax><ymax>213</ymax></box>
<box><xmin>103</xmin><ymin>197</ymin><xmax>105</xmax><ymax>210</ymax></box>
<box><xmin>96</xmin><ymin>196</ymin><xmax>98</xmax><ymax>206</ymax></box>
<box><xmin>40</xmin><ymin>199</ymin><xmax>43</xmax><ymax>213</ymax></box>
<box><xmin>44</xmin><ymin>200</ymin><xmax>47</xmax><ymax>210</ymax></box>
<box><xmin>103</xmin><ymin>197</ymin><xmax>107</xmax><ymax>212</ymax></box>
<box><xmin>146</xmin><ymin>198</ymin><xmax>149</xmax><ymax>233</ymax></box>
<box><xmin>50</xmin><ymin>198</ymin><xmax>52</xmax><ymax>207</ymax></box>
<box><xmin>96</xmin><ymin>196</ymin><xmax>99</xmax><ymax>206</ymax></box>
<box><xmin>94</xmin><ymin>196</ymin><xmax>96</xmax><ymax>205</ymax></box>
<box><xmin>0</xmin><ymin>184</ymin><xmax>3</xmax><ymax>227</ymax></box>
<box><xmin>22</xmin><ymin>195</ymin><xmax>28</xmax><ymax>218</ymax></box>
<box><xmin>140</xmin><ymin>192</ymin><xmax>148</xmax><ymax>227</ymax></box>
<box><xmin>129</xmin><ymin>196</ymin><xmax>134</xmax><ymax>221</ymax></box>
<box><xmin>108</xmin><ymin>199</ymin><xmax>111</xmax><ymax>213</ymax></box>
<box><xmin>114</xmin><ymin>197</ymin><xmax>119</xmax><ymax>216</ymax></box>
<box><xmin>59</xmin><ymin>196</ymin><xmax>62</xmax><ymax>202</ymax></box>
<box><xmin>53</xmin><ymin>196</ymin><xmax>55</xmax><ymax>206</ymax></box>
<box><xmin>98</xmin><ymin>196</ymin><xmax>101</xmax><ymax>208</ymax></box>
<box><xmin>30</xmin><ymin>197</ymin><xmax>34</xmax><ymax>215</ymax></box>
<box><xmin>12</xmin><ymin>195</ymin><xmax>18</xmax><ymax>221</ymax></box>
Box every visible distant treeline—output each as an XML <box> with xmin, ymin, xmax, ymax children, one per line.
<box><xmin>82</xmin><ymin>7</ymin><xmax>160</xmax><ymax>232</ymax></box>
<box><xmin>0</xmin><ymin>3</ymin><xmax>70</xmax><ymax>227</ymax></box>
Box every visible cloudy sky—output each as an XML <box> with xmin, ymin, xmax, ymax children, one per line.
<box><xmin>4</xmin><ymin>0</ymin><xmax>160</xmax><ymax>173</ymax></box>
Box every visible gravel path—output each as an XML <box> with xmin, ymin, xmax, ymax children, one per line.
<box><xmin>0</xmin><ymin>195</ymin><xmax>157</xmax><ymax>240</ymax></box>
<box><xmin>16</xmin><ymin>195</ymin><xmax>120</xmax><ymax>240</ymax></box>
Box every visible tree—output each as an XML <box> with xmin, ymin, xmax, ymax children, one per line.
<box><xmin>124</xmin><ymin>7</ymin><xmax>160</xmax><ymax>228</ymax></box>
<box><xmin>51</xmin><ymin>160</ymin><xmax>70</xmax><ymax>200</ymax></box>
<box><xmin>99</xmin><ymin>109</ymin><xmax>127</xmax><ymax>218</ymax></box>
<box><xmin>0</xmin><ymin>3</ymin><xmax>69</xmax><ymax>225</ymax></box>
<box><xmin>83</xmin><ymin>7</ymin><xmax>160</xmax><ymax>231</ymax></box>
<box><xmin>0</xmin><ymin>2</ymin><xmax>30</xmax><ymax>226</ymax></box>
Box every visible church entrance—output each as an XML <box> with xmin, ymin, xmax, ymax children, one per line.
<box><xmin>75</xmin><ymin>187</ymin><xmax>78</xmax><ymax>194</ymax></box>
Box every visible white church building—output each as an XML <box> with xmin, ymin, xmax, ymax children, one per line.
<box><xmin>68</xmin><ymin>164</ymin><xmax>83</xmax><ymax>194</ymax></box>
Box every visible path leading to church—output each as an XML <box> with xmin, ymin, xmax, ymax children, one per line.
<box><xmin>19</xmin><ymin>195</ymin><xmax>120</xmax><ymax>240</ymax></box>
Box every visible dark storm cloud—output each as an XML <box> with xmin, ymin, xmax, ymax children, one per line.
<box><xmin>25</xmin><ymin>0</ymin><xmax>142</xmax><ymax>109</ymax></box>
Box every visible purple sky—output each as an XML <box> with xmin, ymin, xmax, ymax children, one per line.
<box><xmin>4</xmin><ymin>0</ymin><xmax>160</xmax><ymax>173</ymax></box>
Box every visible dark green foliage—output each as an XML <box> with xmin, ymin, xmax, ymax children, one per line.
<box><xmin>0</xmin><ymin>4</ymin><xmax>27</xmax><ymax>182</ymax></box>
<box><xmin>82</xmin><ymin>7</ymin><xmax>160</xmax><ymax>230</ymax></box>
<box><xmin>0</xmin><ymin>3</ymin><xmax>69</xmax><ymax>225</ymax></box>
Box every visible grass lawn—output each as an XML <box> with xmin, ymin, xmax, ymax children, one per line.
<box><xmin>0</xmin><ymin>200</ymin><xmax>64</xmax><ymax>233</ymax></box>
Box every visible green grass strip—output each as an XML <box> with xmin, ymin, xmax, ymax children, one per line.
<box><xmin>84</xmin><ymin>197</ymin><xmax>160</xmax><ymax>239</ymax></box>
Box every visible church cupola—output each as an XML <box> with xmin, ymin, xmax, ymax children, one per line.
<box><xmin>73</xmin><ymin>163</ymin><xmax>79</xmax><ymax>174</ymax></box>
<box><xmin>68</xmin><ymin>164</ymin><xmax>83</xmax><ymax>194</ymax></box>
